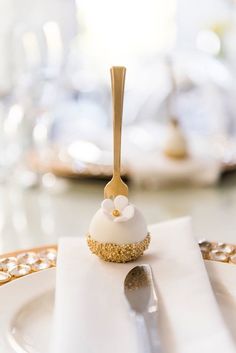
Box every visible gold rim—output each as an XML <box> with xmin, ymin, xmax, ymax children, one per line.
<box><xmin>0</xmin><ymin>245</ymin><xmax>57</xmax><ymax>259</ymax></box>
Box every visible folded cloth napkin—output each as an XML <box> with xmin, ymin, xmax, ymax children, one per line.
<box><xmin>50</xmin><ymin>217</ymin><xmax>235</xmax><ymax>353</ymax></box>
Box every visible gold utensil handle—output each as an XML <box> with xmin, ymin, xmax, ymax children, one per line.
<box><xmin>104</xmin><ymin>66</ymin><xmax>128</xmax><ymax>199</ymax></box>
<box><xmin>110</xmin><ymin>66</ymin><xmax>126</xmax><ymax>179</ymax></box>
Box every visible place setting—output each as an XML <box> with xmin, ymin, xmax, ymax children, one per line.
<box><xmin>1</xmin><ymin>66</ymin><xmax>236</xmax><ymax>353</ymax></box>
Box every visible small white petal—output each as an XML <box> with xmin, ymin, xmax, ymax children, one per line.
<box><xmin>101</xmin><ymin>199</ymin><xmax>114</xmax><ymax>213</ymax></box>
<box><xmin>114</xmin><ymin>216</ymin><xmax>128</xmax><ymax>223</ymax></box>
<box><xmin>122</xmin><ymin>205</ymin><xmax>134</xmax><ymax>220</ymax></box>
<box><xmin>114</xmin><ymin>195</ymin><xmax>128</xmax><ymax>211</ymax></box>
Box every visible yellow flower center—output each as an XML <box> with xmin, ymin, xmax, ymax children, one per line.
<box><xmin>112</xmin><ymin>209</ymin><xmax>120</xmax><ymax>217</ymax></box>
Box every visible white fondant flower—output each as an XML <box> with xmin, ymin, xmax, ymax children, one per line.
<box><xmin>101</xmin><ymin>195</ymin><xmax>134</xmax><ymax>223</ymax></box>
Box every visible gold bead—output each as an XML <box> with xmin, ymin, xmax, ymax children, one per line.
<box><xmin>112</xmin><ymin>209</ymin><xmax>120</xmax><ymax>217</ymax></box>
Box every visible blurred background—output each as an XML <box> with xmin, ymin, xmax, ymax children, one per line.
<box><xmin>1</xmin><ymin>0</ymin><xmax>236</xmax><ymax>252</ymax></box>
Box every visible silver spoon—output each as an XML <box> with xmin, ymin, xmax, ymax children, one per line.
<box><xmin>124</xmin><ymin>265</ymin><xmax>162</xmax><ymax>353</ymax></box>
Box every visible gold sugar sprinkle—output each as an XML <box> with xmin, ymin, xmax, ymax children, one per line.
<box><xmin>87</xmin><ymin>233</ymin><xmax>151</xmax><ymax>263</ymax></box>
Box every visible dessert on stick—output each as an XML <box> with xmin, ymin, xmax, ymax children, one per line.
<box><xmin>164</xmin><ymin>57</ymin><xmax>188</xmax><ymax>160</ymax></box>
<box><xmin>87</xmin><ymin>67</ymin><xmax>150</xmax><ymax>263</ymax></box>
<box><xmin>163</xmin><ymin>117</ymin><xmax>188</xmax><ymax>160</ymax></box>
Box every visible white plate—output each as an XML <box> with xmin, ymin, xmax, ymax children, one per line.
<box><xmin>1</xmin><ymin>262</ymin><xmax>236</xmax><ymax>353</ymax></box>
<box><xmin>0</xmin><ymin>268</ymin><xmax>56</xmax><ymax>353</ymax></box>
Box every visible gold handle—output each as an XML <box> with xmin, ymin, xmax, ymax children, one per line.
<box><xmin>104</xmin><ymin>66</ymin><xmax>128</xmax><ymax>198</ymax></box>
<box><xmin>110</xmin><ymin>66</ymin><xmax>126</xmax><ymax>179</ymax></box>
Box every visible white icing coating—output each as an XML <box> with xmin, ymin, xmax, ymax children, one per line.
<box><xmin>89</xmin><ymin>206</ymin><xmax>148</xmax><ymax>244</ymax></box>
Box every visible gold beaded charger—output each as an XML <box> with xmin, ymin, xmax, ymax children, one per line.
<box><xmin>0</xmin><ymin>245</ymin><xmax>57</xmax><ymax>285</ymax></box>
<box><xmin>0</xmin><ymin>240</ymin><xmax>236</xmax><ymax>286</ymax></box>
<box><xmin>1</xmin><ymin>240</ymin><xmax>236</xmax><ymax>353</ymax></box>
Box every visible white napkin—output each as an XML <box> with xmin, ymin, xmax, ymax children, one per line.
<box><xmin>50</xmin><ymin>217</ymin><xmax>235</xmax><ymax>353</ymax></box>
